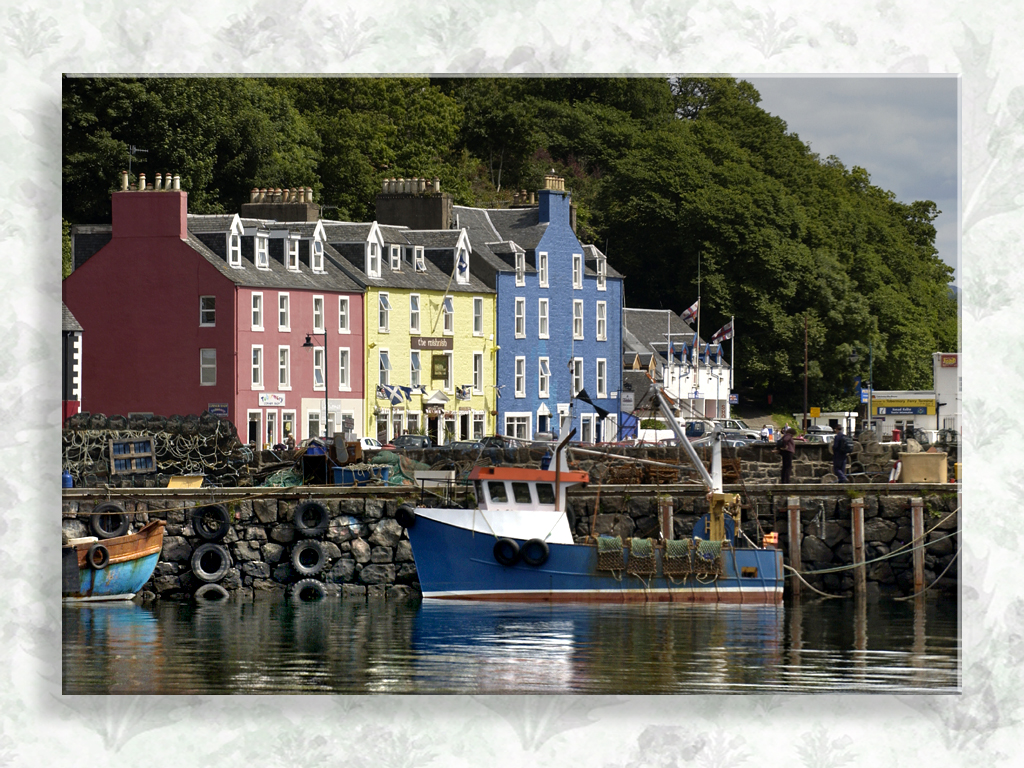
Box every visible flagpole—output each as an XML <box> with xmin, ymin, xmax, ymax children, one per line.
<box><xmin>730</xmin><ymin>315</ymin><xmax>735</xmax><ymax>393</ymax></box>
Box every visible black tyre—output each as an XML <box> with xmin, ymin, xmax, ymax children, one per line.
<box><xmin>191</xmin><ymin>543</ymin><xmax>232</xmax><ymax>583</ymax></box>
<box><xmin>291</xmin><ymin>539</ymin><xmax>327</xmax><ymax>577</ymax></box>
<box><xmin>290</xmin><ymin>578</ymin><xmax>327</xmax><ymax>601</ymax></box>
<box><xmin>395</xmin><ymin>503</ymin><xmax>416</xmax><ymax>529</ymax></box>
<box><xmin>194</xmin><ymin>583</ymin><xmax>230</xmax><ymax>601</ymax></box>
<box><xmin>293</xmin><ymin>501</ymin><xmax>329</xmax><ymax>537</ymax></box>
<box><xmin>91</xmin><ymin>502</ymin><xmax>129</xmax><ymax>539</ymax></box>
<box><xmin>192</xmin><ymin>504</ymin><xmax>231</xmax><ymax>541</ymax></box>
<box><xmin>493</xmin><ymin>537</ymin><xmax>520</xmax><ymax>567</ymax></box>
<box><xmin>86</xmin><ymin>542</ymin><xmax>110</xmax><ymax>570</ymax></box>
<box><xmin>521</xmin><ymin>538</ymin><xmax>550</xmax><ymax>567</ymax></box>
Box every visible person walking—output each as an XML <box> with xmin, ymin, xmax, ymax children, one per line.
<box><xmin>777</xmin><ymin>426</ymin><xmax>796</xmax><ymax>484</ymax></box>
<box><xmin>832</xmin><ymin>425</ymin><xmax>852</xmax><ymax>483</ymax></box>
<box><xmin>760</xmin><ymin>424</ymin><xmax>770</xmax><ymax>442</ymax></box>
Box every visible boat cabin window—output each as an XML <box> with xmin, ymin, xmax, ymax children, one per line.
<box><xmin>536</xmin><ymin>483</ymin><xmax>555</xmax><ymax>504</ymax></box>
<box><xmin>512</xmin><ymin>482</ymin><xmax>533</xmax><ymax>504</ymax></box>
<box><xmin>487</xmin><ymin>481</ymin><xmax>508</xmax><ymax>503</ymax></box>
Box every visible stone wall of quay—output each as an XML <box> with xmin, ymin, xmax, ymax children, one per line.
<box><xmin>62</xmin><ymin>477</ymin><xmax>959</xmax><ymax>602</ymax></box>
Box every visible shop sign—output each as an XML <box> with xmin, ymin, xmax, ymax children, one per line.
<box><xmin>259</xmin><ymin>393</ymin><xmax>285</xmax><ymax>407</ymax></box>
<box><xmin>877</xmin><ymin>406</ymin><xmax>930</xmax><ymax>415</ymax></box>
<box><xmin>621</xmin><ymin>392</ymin><xmax>635</xmax><ymax>411</ymax></box>
<box><xmin>940</xmin><ymin>354</ymin><xmax>958</xmax><ymax>368</ymax></box>
<box><xmin>208</xmin><ymin>403</ymin><xmax>229</xmax><ymax>417</ymax></box>
<box><xmin>413</xmin><ymin>337</ymin><xmax>453</xmax><ymax>350</ymax></box>
<box><xmin>729</xmin><ymin>393</ymin><xmax>739</xmax><ymax>405</ymax></box>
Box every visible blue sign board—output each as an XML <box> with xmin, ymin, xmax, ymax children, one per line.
<box><xmin>208</xmin><ymin>403</ymin><xmax>229</xmax><ymax>417</ymax></box>
<box><xmin>729</xmin><ymin>393</ymin><xmax>739</xmax><ymax>405</ymax></box>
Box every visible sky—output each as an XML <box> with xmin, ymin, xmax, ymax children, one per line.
<box><xmin>742</xmin><ymin>76</ymin><xmax>959</xmax><ymax>285</ymax></box>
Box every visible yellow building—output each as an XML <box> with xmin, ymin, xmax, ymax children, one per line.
<box><xmin>325</xmin><ymin>221</ymin><xmax>496</xmax><ymax>444</ymax></box>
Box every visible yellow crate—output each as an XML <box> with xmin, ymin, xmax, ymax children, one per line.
<box><xmin>899</xmin><ymin>452</ymin><xmax>947</xmax><ymax>483</ymax></box>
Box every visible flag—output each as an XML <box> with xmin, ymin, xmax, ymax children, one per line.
<box><xmin>456</xmin><ymin>385</ymin><xmax>471</xmax><ymax>401</ymax></box>
<box><xmin>711</xmin><ymin>320</ymin><xmax>734</xmax><ymax>344</ymax></box>
<box><xmin>375</xmin><ymin>384</ymin><xmax>387</xmax><ymax>399</ymax></box>
<box><xmin>681</xmin><ymin>299</ymin><xmax>699</xmax><ymax>324</ymax></box>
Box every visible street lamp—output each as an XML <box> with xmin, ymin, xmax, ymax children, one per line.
<box><xmin>303</xmin><ymin>332</ymin><xmax>329</xmax><ymax>439</ymax></box>
<box><xmin>849</xmin><ymin>343</ymin><xmax>872</xmax><ymax>437</ymax></box>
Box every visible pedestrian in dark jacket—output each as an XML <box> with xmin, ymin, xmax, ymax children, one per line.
<box><xmin>832</xmin><ymin>425</ymin><xmax>851</xmax><ymax>482</ymax></box>
<box><xmin>777</xmin><ymin>427</ymin><xmax>796</xmax><ymax>484</ymax></box>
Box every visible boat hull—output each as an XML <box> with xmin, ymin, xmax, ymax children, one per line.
<box><xmin>407</xmin><ymin>514</ymin><xmax>783</xmax><ymax>604</ymax></box>
<box><xmin>62</xmin><ymin>520</ymin><xmax>166</xmax><ymax>602</ymax></box>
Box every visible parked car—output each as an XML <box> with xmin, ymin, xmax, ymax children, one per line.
<box><xmin>444</xmin><ymin>440</ymin><xmax>481</xmax><ymax>453</ymax></box>
<box><xmin>391</xmin><ymin>434</ymin><xmax>434</xmax><ymax>450</ymax></box>
<box><xmin>684</xmin><ymin>420</ymin><xmax>716</xmax><ymax>439</ymax></box>
<box><xmin>721</xmin><ymin>431</ymin><xmax>753</xmax><ymax>445</ymax></box>
<box><xmin>713</xmin><ymin>419</ymin><xmax>760</xmax><ymax>440</ymax></box>
<box><xmin>474</xmin><ymin>435</ymin><xmax>518</xmax><ymax>450</ymax></box>
<box><xmin>805</xmin><ymin>425</ymin><xmax>833</xmax><ymax>435</ymax></box>
<box><xmin>358</xmin><ymin>436</ymin><xmax>394</xmax><ymax>451</ymax></box>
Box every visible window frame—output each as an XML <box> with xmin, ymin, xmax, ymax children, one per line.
<box><xmin>338</xmin><ymin>347</ymin><xmax>350</xmax><ymax>390</ymax></box>
<box><xmin>572</xmin><ymin>357</ymin><xmax>583</xmax><ymax>396</ymax></box>
<box><xmin>379</xmin><ymin>349</ymin><xmax>391</xmax><ymax>387</ymax></box>
<box><xmin>278</xmin><ymin>345</ymin><xmax>290</xmax><ymax>389</ymax></box>
<box><xmin>515</xmin><ymin>251</ymin><xmax>525</xmax><ymax>286</ymax></box>
<box><xmin>514</xmin><ymin>356</ymin><xmax>526</xmax><ymax>398</ymax></box>
<box><xmin>338</xmin><ymin>296</ymin><xmax>349</xmax><ymax>333</ymax></box>
<box><xmin>596</xmin><ymin>358</ymin><xmax>607</xmax><ymax>398</ymax></box>
<box><xmin>251</xmin><ymin>292</ymin><xmax>263</xmax><ymax>331</ymax></box>
<box><xmin>313</xmin><ymin>295</ymin><xmax>324</xmax><ymax>333</ymax></box>
<box><xmin>368</xmin><ymin>241</ymin><xmax>381</xmax><ymax>277</ymax></box>
<box><xmin>311</xmin><ymin>239</ymin><xmax>325</xmax><ymax>272</ymax></box>
<box><xmin>596</xmin><ymin>301</ymin><xmax>607</xmax><ymax>341</ymax></box>
<box><xmin>312</xmin><ymin>347</ymin><xmax>325</xmax><ymax>390</ymax></box>
<box><xmin>443</xmin><ymin>351</ymin><xmax>454</xmax><ymax>392</ymax></box>
<box><xmin>538</xmin><ymin>251</ymin><xmax>548</xmax><ymax>287</ymax></box>
<box><xmin>255</xmin><ymin>234</ymin><xmax>269</xmax><ymax>269</ymax></box>
<box><xmin>410</xmin><ymin>350</ymin><xmax>421</xmax><ymax>388</ymax></box>
<box><xmin>227</xmin><ymin>232</ymin><xmax>242</xmax><ymax>267</ymax></box>
<box><xmin>199</xmin><ymin>296</ymin><xmax>216</xmax><ymax>327</ymax></box>
<box><xmin>287</xmin><ymin>237</ymin><xmax>300</xmax><ymax>271</ymax></box>
<box><xmin>538</xmin><ymin>298</ymin><xmax>549</xmax><ymax>339</ymax></box>
<box><xmin>597</xmin><ymin>256</ymin><xmax>607</xmax><ymax>290</ymax></box>
<box><xmin>413</xmin><ymin>246</ymin><xmax>425</xmax><ymax>272</ymax></box>
<box><xmin>200</xmin><ymin>348</ymin><xmax>216</xmax><ymax>386</ymax></box>
<box><xmin>442</xmin><ymin>296</ymin><xmax>454</xmax><ymax>336</ymax></box>
<box><xmin>573</xmin><ymin>300</ymin><xmax>584</xmax><ymax>340</ymax></box>
<box><xmin>389</xmin><ymin>244</ymin><xmax>401</xmax><ymax>271</ymax></box>
<box><xmin>473</xmin><ymin>297</ymin><xmax>483</xmax><ymax>336</ymax></box>
<box><xmin>572</xmin><ymin>253</ymin><xmax>583</xmax><ymax>289</ymax></box>
<box><xmin>409</xmin><ymin>294</ymin><xmax>420</xmax><ymax>334</ymax></box>
<box><xmin>473</xmin><ymin>352</ymin><xmax>483</xmax><ymax>393</ymax></box>
<box><xmin>379</xmin><ymin>293</ymin><xmax>391</xmax><ymax>333</ymax></box>
<box><xmin>251</xmin><ymin>345</ymin><xmax>264</xmax><ymax>390</ymax></box>
<box><xmin>538</xmin><ymin>357</ymin><xmax>550</xmax><ymax>398</ymax></box>
<box><xmin>278</xmin><ymin>292</ymin><xmax>290</xmax><ymax>332</ymax></box>
<box><xmin>514</xmin><ymin>297</ymin><xmax>526</xmax><ymax>338</ymax></box>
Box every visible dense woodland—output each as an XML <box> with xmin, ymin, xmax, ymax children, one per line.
<box><xmin>62</xmin><ymin>76</ymin><xmax>958</xmax><ymax>412</ymax></box>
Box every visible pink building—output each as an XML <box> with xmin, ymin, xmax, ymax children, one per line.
<box><xmin>63</xmin><ymin>178</ymin><xmax>366</xmax><ymax>445</ymax></box>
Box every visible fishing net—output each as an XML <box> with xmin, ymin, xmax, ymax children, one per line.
<box><xmin>596</xmin><ymin>535</ymin><xmax>624</xmax><ymax>571</ymax></box>
<box><xmin>627</xmin><ymin>537</ymin><xmax>656</xmax><ymax>575</ymax></box>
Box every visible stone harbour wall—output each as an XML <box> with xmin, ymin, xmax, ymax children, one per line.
<box><xmin>62</xmin><ymin>480</ymin><xmax>959</xmax><ymax>601</ymax></box>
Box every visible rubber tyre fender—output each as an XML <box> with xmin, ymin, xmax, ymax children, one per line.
<box><xmin>293</xmin><ymin>501</ymin><xmax>330</xmax><ymax>537</ymax></box>
<box><xmin>191</xmin><ymin>542</ymin><xmax>232</xmax><ymax>583</ymax></box>
<box><xmin>521</xmin><ymin>538</ymin><xmax>550</xmax><ymax>567</ymax></box>
<box><xmin>291</xmin><ymin>539</ymin><xmax>328</xmax><ymax>577</ymax></box>
<box><xmin>194</xmin><ymin>583</ymin><xmax>230</xmax><ymax>601</ymax></box>
<box><xmin>87</xmin><ymin>542</ymin><xmax>110</xmax><ymax>570</ymax></box>
<box><xmin>395</xmin><ymin>503</ymin><xmax>416</xmax><ymax>529</ymax></box>
<box><xmin>493</xmin><ymin>537</ymin><xmax>520</xmax><ymax>567</ymax></box>
<box><xmin>91</xmin><ymin>502</ymin><xmax>129</xmax><ymax>539</ymax></box>
<box><xmin>192</xmin><ymin>504</ymin><xmax>231</xmax><ymax>541</ymax></box>
<box><xmin>290</xmin><ymin>578</ymin><xmax>328</xmax><ymax>601</ymax></box>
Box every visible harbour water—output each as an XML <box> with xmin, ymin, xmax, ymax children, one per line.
<box><xmin>62</xmin><ymin>595</ymin><xmax>959</xmax><ymax>694</ymax></box>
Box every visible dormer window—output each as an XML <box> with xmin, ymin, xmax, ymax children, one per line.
<box><xmin>572</xmin><ymin>253</ymin><xmax>583</xmax><ymax>289</ymax></box>
<box><xmin>228</xmin><ymin>233</ymin><xmax>242</xmax><ymax>267</ymax></box>
<box><xmin>255</xmin><ymin>235</ymin><xmax>269</xmax><ymax>269</ymax></box>
<box><xmin>390</xmin><ymin>245</ymin><xmax>401</xmax><ymax>271</ymax></box>
<box><xmin>456</xmin><ymin>247</ymin><xmax>470</xmax><ymax>285</ymax></box>
<box><xmin>413</xmin><ymin>246</ymin><xmax>425</xmax><ymax>272</ymax></box>
<box><xmin>368</xmin><ymin>242</ymin><xmax>381</xmax><ymax>278</ymax></box>
<box><xmin>597</xmin><ymin>255</ymin><xmax>607</xmax><ymax>290</ymax></box>
<box><xmin>287</xmin><ymin>238</ymin><xmax>300</xmax><ymax>270</ymax></box>
<box><xmin>311</xmin><ymin>240</ymin><xmax>324</xmax><ymax>272</ymax></box>
<box><xmin>515</xmin><ymin>251</ymin><xmax>525</xmax><ymax>286</ymax></box>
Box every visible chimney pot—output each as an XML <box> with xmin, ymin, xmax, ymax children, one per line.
<box><xmin>173</xmin><ymin>174</ymin><xmax>181</xmax><ymax>190</ymax></box>
<box><xmin>306</xmin><ymin>186</ymin><xmax>313</xmax><ymax>203</ymax></box>
<box><xmin>433</xmin><ymin>177</ymin><xmax>441</xmax><ymax>193</ymax></box>
<box><xmin>138</xmin><ymin>172</ymin><xmax>146</xmax><ymax>191</ymax></box>
<box><xmin>251</xmin><ymin>188</ymin><xmax>259</xmax><ymax>203</ymax></box>
<box><xmin>120</xmin><ymin>170</ymin><xmax>129</xmax><ymax>191</ymax></box>
<box><xmin>154</xmin><ymin>172</ymin><xmax>162</xmax><ymax>190</ymax></box>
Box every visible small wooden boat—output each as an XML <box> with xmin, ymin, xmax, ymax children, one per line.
<box><xmin>62</xmin><ymin>520</ymin><xmax>166</xmax><ymax>602</ymax></box>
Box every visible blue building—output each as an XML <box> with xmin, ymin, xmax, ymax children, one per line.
<box><xmin>454</xmin><ymin>175</ymin><xmax>624</xmax><ymax>443</ymax></box>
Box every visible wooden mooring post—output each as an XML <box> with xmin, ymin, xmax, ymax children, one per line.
<box><xmin>658</xmin><ymin>494</ymin><xmax>673</xmax><ymax>541</ymax></box>
<box><xmin>911</xmin><ymin>497</ymin><xmax>925</xmax><ymax>594</ymax></box>
<box><xmin>851</xmin><ymin>497</ymin><xmax>866</xmax><ymax>596</ymax></box>
<box><xmin>787</xmin><ymin>497</ymin><xmax>801</xmax><ymax>597</ymax></box>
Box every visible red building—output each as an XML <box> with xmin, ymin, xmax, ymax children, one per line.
<box><xmin>63</xmin><ymin>177</ymin><xmax>366</xmax><ymax>445</ymax></box>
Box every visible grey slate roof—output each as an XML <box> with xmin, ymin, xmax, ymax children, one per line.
<box><xmin>62</xmin><ymin>302</ymin><xmax>83</xmax><ymax>332</ymax></box>
<box><xmin>623</xmin><ymin>307</ymin><xmax>728</xmax><ymax>367</ymax></box>
<box><xmin>455</xmin><ymin>205</ymin><xmax>548</xmax><ymax>250</ymax></box>
<box><xmin>583</xmin><ymin>243</ymin><xmax>624</xmax><ymax>279</ymax></box>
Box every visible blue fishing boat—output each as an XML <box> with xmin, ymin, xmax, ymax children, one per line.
<box><xmin>62</xmin><ymin>520</ymin><xmax>166</xmax><ymax>602</ymax></box>
<box><xmin>397</xmin><ymin>387</ymin><xmax>784</xmax><ymax>604</ymax></box>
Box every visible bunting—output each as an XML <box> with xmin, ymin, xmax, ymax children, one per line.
<box><xmin>681</xmin><ymin>299</ymin><xmax>699</xmax><ymax>324</ymax></box>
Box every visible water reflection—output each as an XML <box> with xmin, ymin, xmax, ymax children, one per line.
<box><xmin>63</xmin><ymin>594</ymin><xmax>958</xmax><ymax>695</ymax></box>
